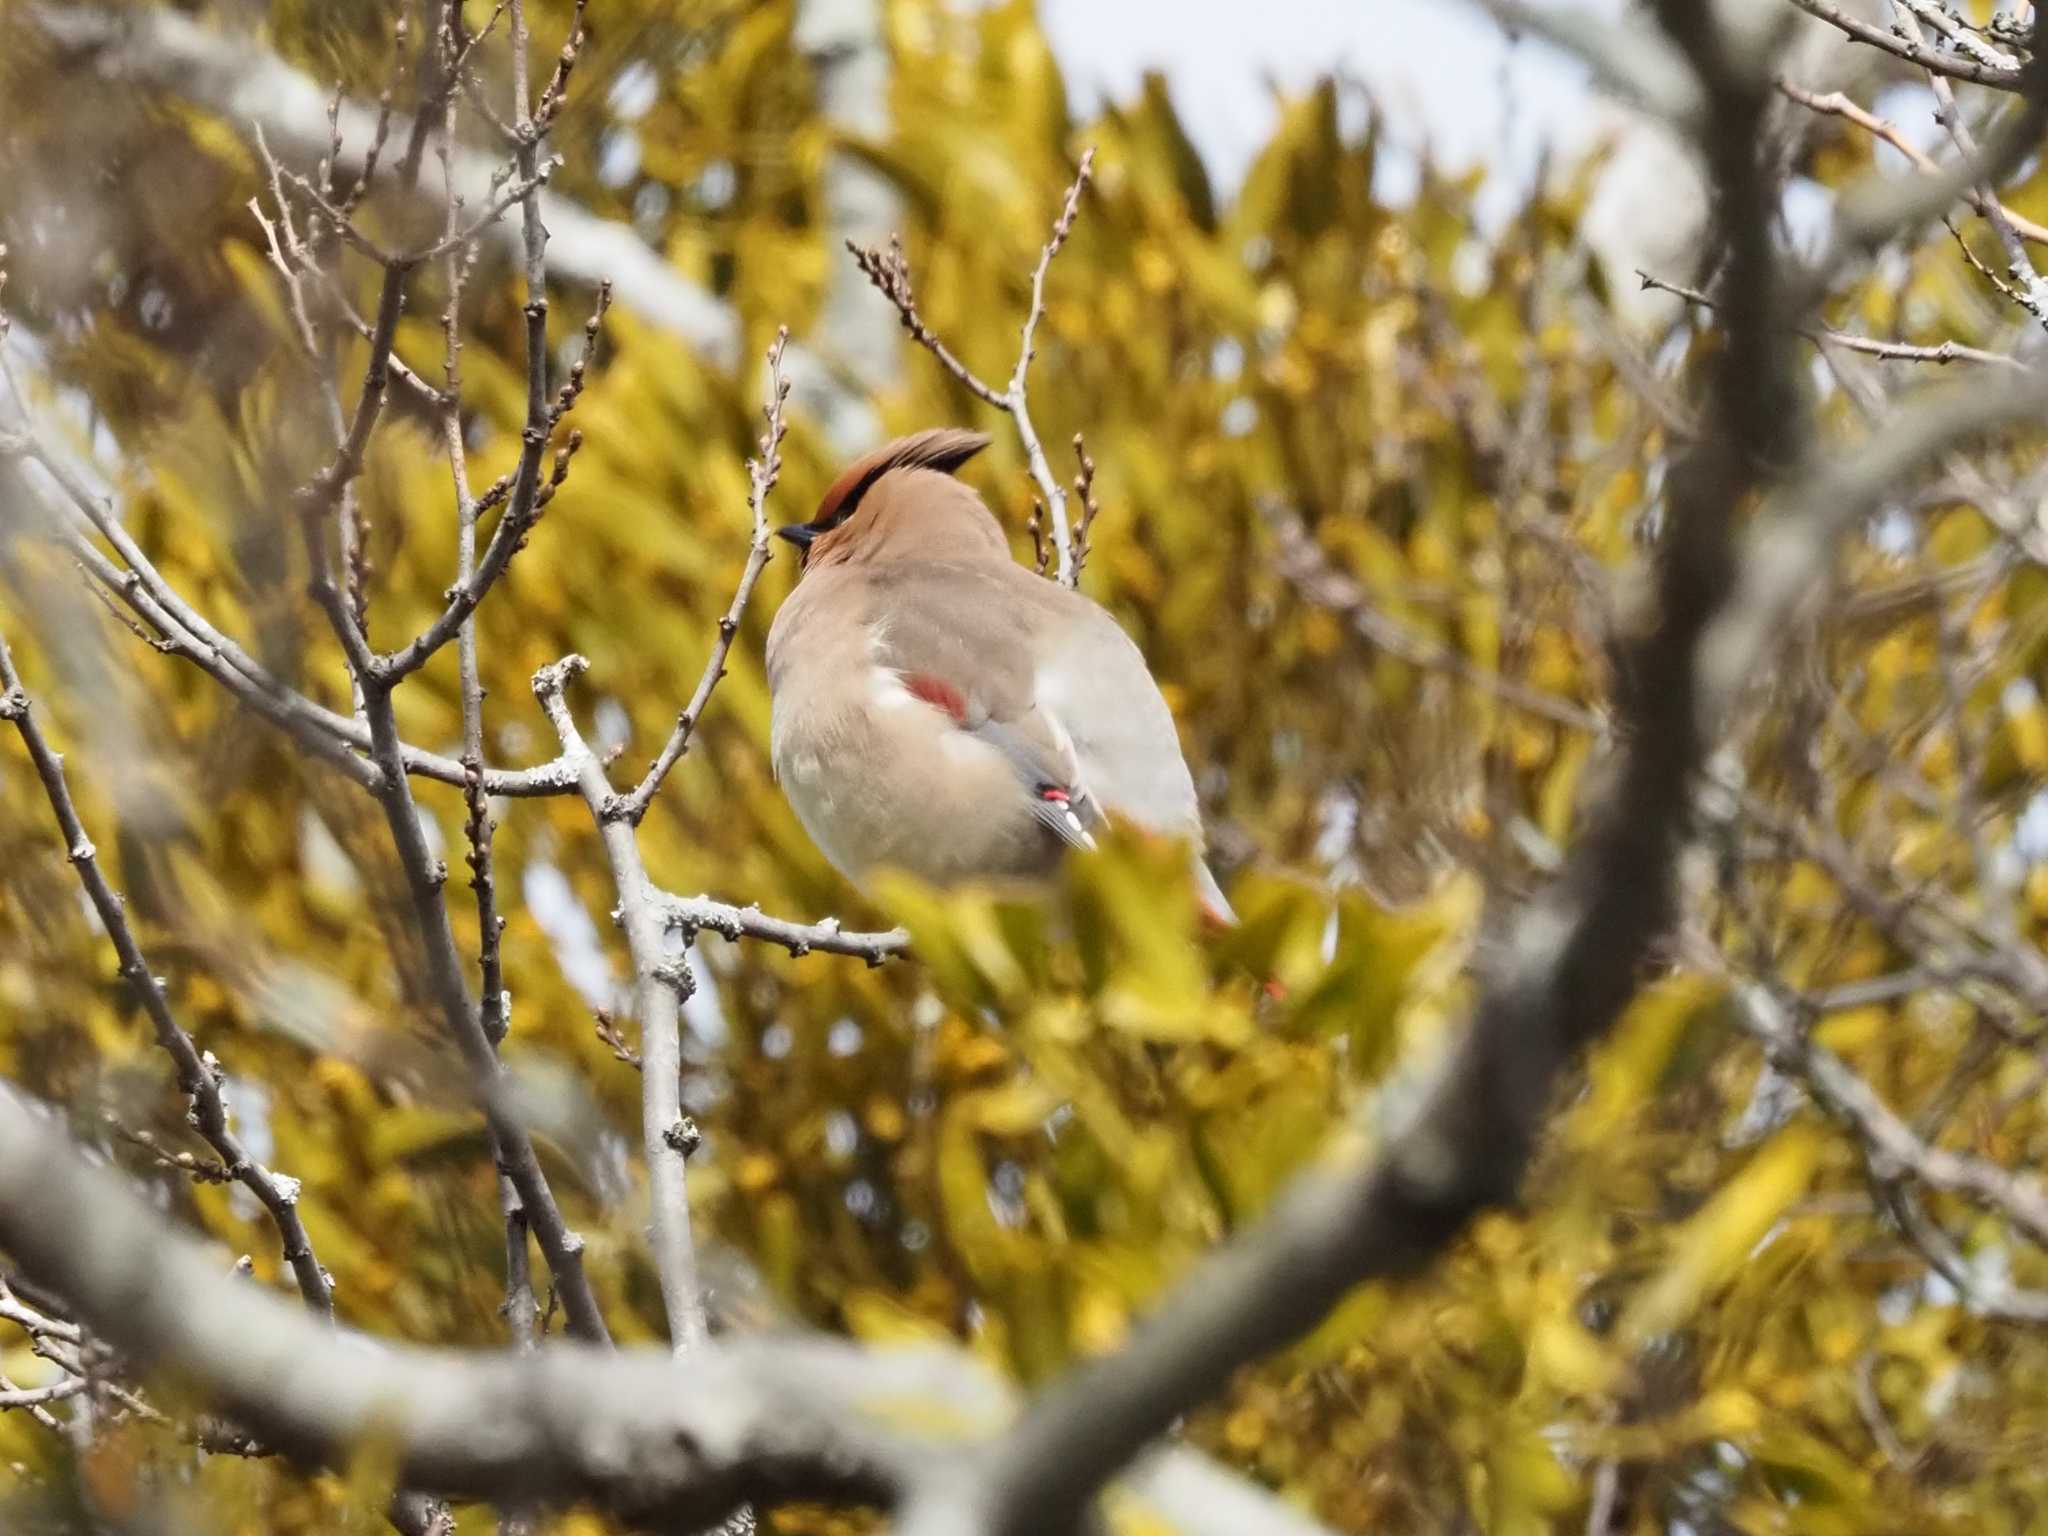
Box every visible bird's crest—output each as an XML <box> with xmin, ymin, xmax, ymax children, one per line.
<box><xmin>807</xmin><ymin>428</ymin><xmax>990</xmax><ymax>534</ymax></box>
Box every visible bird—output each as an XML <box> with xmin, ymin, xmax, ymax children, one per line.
<box><xmin>763</xmin><ymin>427</ymin><xmax>1234</xmax><ymax>923</ymax></box>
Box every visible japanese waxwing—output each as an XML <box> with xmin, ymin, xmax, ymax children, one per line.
<box><xmin>765</xmin><ymin>427</ymin><xmax>1235</xmax><ymax>922</ymax></box>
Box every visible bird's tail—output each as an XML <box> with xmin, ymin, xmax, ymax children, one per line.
<box><xmin>1194</xmin><ymin>854</ymin><xmax>1237</xmax><ymax>928</ymax></box>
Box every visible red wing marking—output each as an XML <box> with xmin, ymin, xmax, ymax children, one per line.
<box><xmin>902</xmin><ymin>672</ymin><xmax>969</xmax><ymax>722</ymax></box>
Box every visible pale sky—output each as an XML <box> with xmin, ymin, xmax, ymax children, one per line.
<box><xmin>1038</xmin><ymin>0</ymin><xmax>1632</xmax><ymax>210</ymax></box>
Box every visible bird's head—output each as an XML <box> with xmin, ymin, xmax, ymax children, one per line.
<box><xmin>777</xmin><ymin>427</ymin><xmax>1003</xmax><ymax>572</ymax></box>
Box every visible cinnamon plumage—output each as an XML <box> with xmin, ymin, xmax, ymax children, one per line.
<box><xmin>764</xmin><ymin>428</ymin><xmax>1232</xmax><ymax>920</ymax></box>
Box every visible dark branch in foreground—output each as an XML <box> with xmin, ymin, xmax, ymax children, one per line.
<box><xmin>0</xmin><ymin>1083</ymin><xmax>1332</xmax><ymax>1536</ymax></box>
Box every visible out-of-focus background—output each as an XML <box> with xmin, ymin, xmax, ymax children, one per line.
<box><xmin>5</xmin><ymin>1</ymin><xmax>2048</xmax><ymax>1532</ymax></box>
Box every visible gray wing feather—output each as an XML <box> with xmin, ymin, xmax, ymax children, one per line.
<box><xmin>863</xmin><ymin>560</ymin><xmax>1201</xmax><ymax>841</ymax></box>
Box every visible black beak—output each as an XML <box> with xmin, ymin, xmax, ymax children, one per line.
<box><xmin>775</xmin><ymin>523</ymin><xmax>817</xmax><ymax>549</ymax></box>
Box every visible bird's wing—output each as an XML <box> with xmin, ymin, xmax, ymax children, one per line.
<box><xmin>1015</xmin><ymin>576</ymin><xmax>1228</xmax><ymax>919</ymax></box>
<box><xmin>1025</xmin><ymin>590</ymin><xmax>1202</xmax><ymax>841</ymax></box>
<box><xmin>866</xmin><ymin>560</ymin><xmax>1232</xmax><ymax>917</ymax></box>
<box><xmin>863</xmin><ymin>562</ymin><xmax>1101</xmax><ymax>850</ymax></box>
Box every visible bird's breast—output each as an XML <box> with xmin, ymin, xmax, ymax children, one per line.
<box><xmin>769</xmin><ymin>664</ymin><xmax>1060</xmax><ymax>888</ymax></box>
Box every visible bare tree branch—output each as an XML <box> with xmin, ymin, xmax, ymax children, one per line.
<box><xmin>534</xmin><ymin>655</ymin><xmax>708</xmax><ymax>1351</ymax></box>
<box><xmin>428</xmin><ymin>0</ymin><xmax>538</xmax><ymax>1385</ymax></box>
<box><xmin>267</xmin><ymin>15</ymin><xmax>612</xmax><ymax>1343</ymax></box>
<box><xmin>1893</xmin><ymin>0</ymin><xmax>2020</xmax><ymax>71</ymax></box>
<box><xmin>23</xmin><ymin>1</ymin><xmax>879</xmax><ymax>451</ymax></box>
<box><xmin>529</xmin><ymin>333</ymin><xmax>791</xmax><ymax>1357</ymax></box>
<box><xmin>1776</xmin><ymin>78</ymin><xmax>2048</xmax><ymax>247</ymax></box>
<box><xmin>1890</xmin><ymin>0</ymin><xmax>2048</xmax><ymax>326</ymax></box>
<box><xmin>0</xmin><ymin>421</ymin><xmax>581</xmax><ymax>798</ymax></box>
<box><xmin>658</xmin><ymin>895</ymin><xmax>910</xmax><ymax>965</ymax></box>
<box><xmin>351</xmin><ymin>666</ymin><xmax>613</xmax><ymax>1343</ymax></box>
<box><xmin>844</xmin><ymin>237</ymin><xmax>1009</xmax><ymax>409</ymax></box>
<box><xmin>1782</xmin><ymin>0</ymin><xmax>2029</xmax><ymax>90</ymax></box>
<box><xmin>1797</xmin><ymin>15</ymin><xmax>2048</xmax><ymax>308</ymax></box>
<box><xmin>0</xmin><ymin>1086</ymin><xmax>918</xmax><ymax>1516</ymax></box>
<box><xmin>1729</xmin><ymin>977</ymin><xmax>2048</xmax><ymax>1253</ymax></box>
<box><xmin>0</xmin><ymin>629</ymin><xmax>334</xmax><ymax>1316</ymax></box>
<box><xmin>1006</xmin><ymin>151</ymin><xmax>1094</xmax><ymax>587</ymax></box>
<box><xmin>850</xmin><ymin>150</ymin><xmax>1096</xmax><ymax>587</ymax></box>
<box><xmin>1638</xmin><ymin>266</ymin><xmax>2033</xmax><ymax>367</ymax></box>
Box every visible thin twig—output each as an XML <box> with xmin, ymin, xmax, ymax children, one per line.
<box><xmin>1067</xmin><ymin>433</ymin><xmax>1102</xmax><ymax>582</ymax></box>
<box><xmin>532</xmin><ymin>0</ymin><xmax>589</xmax><ymax>131</ymax></box>
<box><xmin>844</xmin><ymin>237</ymin><xmax>1008</xmax><ymax>409</ymax></box>
<box><xmin>292</xmin><ymin>256</ymin><xmax>411</xmax><ymax>646</ymax></box>
<box><xmin>365</xmin><ymin>0</ymin><xmax>573</xmax><ymax>692</ymax></box>
<box><xmin>336</xmin><ymin>10</ymin><xmax>408</xmax><ymax>216</ymax></box>
<box><xmin>1639</xmin><ymin>267</ymin><xmax>2029</xmax><ymax>367</ymax></box>
<box><xmin>617</xmin><ymin>328</ymin><xmax>791</xmax><ymax>824</ymax></box>
<box><xmin>407</xmin><ymin>157</ymin><xmax>562</xmax><ymax>264</ymax></box>
<box><xmin>660</xmin><ymin>894</ymin><xmax>909</xmax><ymax>966</ymax></box>
<box><xmin>1007</xmin><ymin>149</ymin><xmax>1094</xmax><ymax>588</ymax></box>
<box><xmin>848</xmin><ymin>150</ymin><xmax>1097</xmax><ymax>586</ymax></box>
<box><xmin>429</xmin><ymin>0</ymin><xmax>539</xmax><ymax>1377</ymax></box>
<box><xmin>374</xmin><ymin>285</ymin><xmax>606</xmax><ymax>685</ymax></box>
<box><xmin>1775</xmin><ymin>79</ymin><xmax>2048</xmax><ymax>246</ymax></box>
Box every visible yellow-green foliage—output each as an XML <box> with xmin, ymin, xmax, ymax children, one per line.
<box><xmin>3</xmin><ymin>2</ymin><xmax>2048</xmax><ymax>1533</ymax></box>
